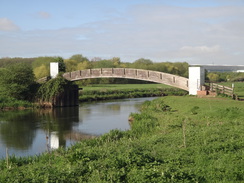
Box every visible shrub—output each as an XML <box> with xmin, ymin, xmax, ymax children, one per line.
<box><xmin>0</xmin><ymin>63</ymin><xmax>36</xmax><ymax>101</ymax></box>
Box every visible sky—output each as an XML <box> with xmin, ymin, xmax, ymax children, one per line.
<box><xmin>0</xmin><ymin>0</ymin><xmax>244</xmax><ymax>65</ymax></box>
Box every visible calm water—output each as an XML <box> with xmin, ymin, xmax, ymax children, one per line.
<box><xmin>0</xmin><ymin>97</ymin><xmax>157</xmax><ymax>158</ymax></box>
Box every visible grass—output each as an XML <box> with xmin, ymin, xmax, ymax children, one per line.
<box><xmin>79</xmin><ymin>84</ymin><xmax>187</xmax><ymax>102</ymax></box>
<box><xmin>81</xmin><ymin>83</ymin><xmax>173</xmax><ymax>91</ymax></box>
<box><xmin>219</xmin><ymin>82</ymin><xmax>244</xmax><ymax>98</ymax></box>
<box><xmin>0</xmin><ymin>96</ymin><xmax>243</xmax><ymax>182</ymax></box>
<box><xmin>0</xmin><ymin>96</ymin><xmax>34</xmax><ymax>110</ymax></box>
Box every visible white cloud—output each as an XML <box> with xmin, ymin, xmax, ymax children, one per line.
<box><xmin>180</xmin><ymin>45</ymin><xmax>221</xmax><ymax>54</ymax></box>
<box><xmin>38</xmin><ymin>11</ymin><xmax>51</xmax><ymax>19</ymax></box>
<box><xmin>0</xmin><ymin>18</ymin><xmax>19</xmax><ymax>31</ymax></box>
<box><xmin>0</xmin><ymin>2</ymin><xmax>244</xmax><ymax>65</ymax></box>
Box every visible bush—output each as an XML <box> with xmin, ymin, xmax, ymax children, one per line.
<box><xmin>0</xmin><ymin>63</ymin><xmax>36</xmax><ymax>101</ymax></box>
<box><xmin>37</xmin><ymin>75</ymin><xmax>73</xmax><ymax>102</ymax></box>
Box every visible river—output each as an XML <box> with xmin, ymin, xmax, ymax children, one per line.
<box><xmin>0</xmin><ymin>97</ymin><xmax>157</xmax><ymax>159</ymax></box>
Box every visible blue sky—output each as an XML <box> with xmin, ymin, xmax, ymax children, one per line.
<box><xmin>0</xmin><ymin>0</ymin><xmax>244</xmax><ymax>65</ymax></box>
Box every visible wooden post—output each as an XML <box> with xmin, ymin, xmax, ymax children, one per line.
<box><xmin>6</xmin><ymin>148</ymin><xmax>9</xmax><ymax>168</ymax></box>
<box><xmin>182</xmin><ymin>119</ymin><xmax>186</xmax><ymax>148</ymax></box>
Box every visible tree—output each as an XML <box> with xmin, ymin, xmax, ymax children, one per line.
<box><xmin>92</xmin><ymin>60</ymin><xmax>115</xmax><ymax>68</ymax></box>
<box><xmin>132</xmin><ymin>58</ymin><xmax>153</xmax><ymax>69</ymax></box>
<box><xmin>55</xmin><ymin>57</ymin><xmax>66</xmax><ymax>72</ymax></box>
<box><xmin>64</xmin><ymin>59</ymin><xmax>78</xmax><ymax>72</ymax></box>
<box><xmin>33</xmin><ymin>64</ymin><xmax>49</xmax><ymax>79</ymax></box>
<box><xmin>32</xmin><ymin>57</ymin><xmax>57</xmax><ymax>79</ymax></box>
<box><xmin>70</xmin><ymin>54</ymin><xmax>89</xmax><ymax>62</ymax></box>
<box><xmin>77</xmin><ymin>61</ymin><xmax>92</xmax><ymax>70</ymax></box>
<box><xmin>111</xmin><ymin>57</ymin><xmax>121</xmax><ymax>67</ymax></box>
<box><xmin>207</xmin><ymin>73</ymin><xmax>220</xmax><ymax>82</ymax></box>
<box><xmin>0</xmin><ymin>63</ymin><xmax>36</xmax><ymax>100</ymax></box>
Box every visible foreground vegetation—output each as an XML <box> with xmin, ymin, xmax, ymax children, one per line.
<box><xmin>0</xmin><ymin>96</ymin><xmax>243</xmax><ymax>182</ymax></box>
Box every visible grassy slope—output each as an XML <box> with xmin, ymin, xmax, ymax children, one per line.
<box><xmin>0</xmin><ymin>96</ymin><xmax>243</xmax><ymax>182</ymax></box>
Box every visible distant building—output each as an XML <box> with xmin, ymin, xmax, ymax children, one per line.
<box><xmin>190</xmin><ymin>65</ymin><xmax>244</xmax><ymax>72</ymax></box>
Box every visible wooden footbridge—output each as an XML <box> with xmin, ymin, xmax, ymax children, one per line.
<box><xmin>43</xmin><ymin>64</ymin><xmax>240</xmax><ymax>107</ymax></box>
<box><xmin>62</xmin><ymin>68</ymin><xmax>189</xmax><ymax>91</ymax></box>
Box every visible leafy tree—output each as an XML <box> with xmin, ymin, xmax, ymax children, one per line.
<box><xmin>32</xmin><ymin>57</ymin><xmax>57</xmax><ymax>79</ymax></box>
<box><xmin>37</xmin><ymin>75</ymin><xmax>73</xmax><ymax>102</ymax></box>
<box><xmin>173</xmin><ymin>62</ymin><xmax>189</xmax><ymax>77</ymax></box>
<box><xmin>0</xmin><ymin>57</ymin><xmax>35</xmax><ymax>67</ymax></box>
<box><xmin>55</xmin><ymin>57</ymin><xmax>66</xmax><ymax>72</ymax></box>
<box><xmin>70</xmin><ymin>54</ymin><xmax>89</xmax><ymax>62</ymax></box>
<box><xmin>32</xmin><ymin>56</ymin><xmax>67</xmax><ymax>78</ymax></box>
<box><xmin>33</xmin><ymin>64</ymin><xmax>49</xmax><ymax>79</ymax></box>
<box><xmin>207</xmin><ymin>73</ymin><xmax>220</xmax><ymax>82</ymax></box>
<box><xmin>149</xmin><ymin>62</ymin><xmax>167</xmax><ymax>72</ymax></box>
<box><xmin>92</xmin><ymin>60</ymin><xmax>115</xmax><ymax>68</ymax></box>
<box><xmin>132</xmin><ymin>58</ymin><xmax>153</xmax><ymax>69</ymax></box>
<box><xmin>110</xmin><ymin>57</ymin><xmax>121</xmax><ymax>67</ymax></box>
<box><xmin>0</xmin><ymin>63</ymin><xmax>36</xmax><ymax>101</ymax></box>
<box><xmin>77</xmin><ymin>61</ymin><xmax>92</xmax><ymax>70</ymax></box>
<box><xmin>32</xmin><ymin>57</ymin><xmax>56</xmax><ymax>69</ymax></box>
<box><xmin>64</xmin><ymin>59</ymin><xmax>78</xmax><ymax>72</ymax></box>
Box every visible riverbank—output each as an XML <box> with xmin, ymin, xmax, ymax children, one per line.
<box><xmin>0</xmin><ymin>96</ymin><xmax>243</xmax><ymax>182</ymax></box>
<box><xmin>0</xmin><ymin>97</ymin><xmax>34</xmax><ymax>110</ymax></box>
<box><xmin>79</xmin><ymin>84</ymin><xmax>187</xmax><ymax>102</ymax></box>
<box><xmin>0</xmin><ymin>84</ymin><xmax>186</xmax><ymax>109</ymax></box>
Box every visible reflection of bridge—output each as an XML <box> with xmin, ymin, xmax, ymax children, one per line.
<box><xmin>62</xmin><ymin>68</ymin><xmax>189</xmax><ymax>91</ymax></box>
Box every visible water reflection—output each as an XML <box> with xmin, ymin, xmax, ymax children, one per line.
<box><xmin>38</xmin><ymin>107</ymin><xmax>80</xmax><ymax>151</ymax></box>
<box><xmin>0</xmin><ymin>97</ymin><xmax>157</xmax><ymax>158</ymax></box>
<box><xmin>0</xmin><ymin>110</ymin><xmax>37</xmax><ymax>150</ymax></box>
<box><xmin>0</xmin><ymin>107</ymin><xmax>81</xmax><ymax>158</ymax></box>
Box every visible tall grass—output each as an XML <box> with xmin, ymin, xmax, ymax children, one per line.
<box><xmin>0</xmin><ymin>97</ymin><xmax>33</xmax><ymax>110</ymax></box>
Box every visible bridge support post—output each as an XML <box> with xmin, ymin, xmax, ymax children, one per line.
<box><xmin>50</xmin><ymin>62</ymin><xmax>59</xmax><ymax>78</ymax></box>
<box><xmin>189</xmin><ymin>66</ymin><xmax>205</xmax><ymax>95</ymax></box>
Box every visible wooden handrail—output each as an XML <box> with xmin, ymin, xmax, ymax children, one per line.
<box><xmin>209</xmin><ymin>83</ymin><xmax>235</xmax><ymax>97</ymax></box>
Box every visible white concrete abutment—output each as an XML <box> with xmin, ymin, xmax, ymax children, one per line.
<box><xmin>188</xmin><ymin>67</ymin><xmax>205</xmax><ymax>95</ymax></box>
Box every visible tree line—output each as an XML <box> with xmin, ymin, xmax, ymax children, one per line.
<box><xmin>0</xmin><ymin>55</ymin><xmax>188</xmax><ymax>104</ymax></box>
<box><xmin>0</xmin><ymin>54</ymin><xmax>243</xmax><ymax>104</ymax></box>
<box><xmin>0</xmin><ymin>54</ymin><xmax>189</xmax><ymax>79</ymax></box>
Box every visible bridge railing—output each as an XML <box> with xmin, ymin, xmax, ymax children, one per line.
<box><xmin>209</xmin><ymin>83</ymin><xmax>237</xmax><ymax>99</ymax></box>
